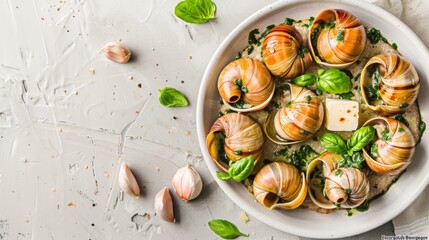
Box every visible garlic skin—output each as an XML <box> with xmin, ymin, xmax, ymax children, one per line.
<box><xmin>172</xmin><ymin>163</ymin><xmax>203</xmax><ymax>202</ymax></box>
<box><xmin>101</xmin><ymin>42</ymin><xmax>131</xmax><ymax>63</ymax></box>
<box><xmin>118</xmin><ymin>162</ymin><xmax>140</xmax><ymax>198</ymax></box>
<box><xmin>154</xmin><ymin>187</ymin><xmax>175</xmax><ymax>223</ymax></box>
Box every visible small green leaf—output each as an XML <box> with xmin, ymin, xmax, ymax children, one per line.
<box><xmin>292</xmin><ymin>73</ymin><xmax>316</xmax><ymax>87</ymax></box>
<box><xmin>347</xmin><ymin>126</ymin><xmax>376</xmax><ymax>153</ymax></box>
<box><xmin>320</xmin><ymin>133</ymin><xmax>348</xmax><ymax>154</ymax></box>
<box><xmin>339</xmin><ymin>152</ymin><xmax>365</xmax><ymax>169</ymax></box>
<box><xmin>175</xmin><ymin>0</ymin><xmax>216</xmax><ymax>24</ymax></box>
<box><xmin>398</xmin><ymin>103</ymin><xmax>409</xmax><ymax>109</ymax></box>
<box><xmin>158</xmin><ymin>87</ymin><xmax>188</xmax><ymax>107</ymax></box>
<box><xmin>336</xmin><ymin>29</ymin><xmax>345</xmax><ymax>42</ymax></box>
<box><xmin>228</xmin><ymin>155</ymin><xmax>255</xmax><ymax>182</ymax></box>
<box><xmin>216</xmin><ymin>171</ymin><xmax>231</xmax><ymax>181</ymax></box>
<box><xmin>316</xmin><ymin>68</ymin><xmax>352</xmax><ymax>94</ymax></box>
<box><xmin>208</xmin><ymin>219</ymin><xmax>248</xmax><ymax>239</ymax></box>
<box><xmin>344</xmin><ymin>188</ymin><xmax>351</xmax><ymax>194</ymax></box>
<box><xmin>305</xmin><ymin>95</ymin><xmax>312</xmax><ymax>103</ymax></box>
<box><xmin>284</xmin><ymin>18</ymin><xmax>295</xmax><ymax>25</ymax></box>
<box><xmin>335</xmin><ymin>169</ymin><xmax>343</xmax><ymax>177</ymax></box>
<box><xmin>419</xmin><ymin>121</ymin><xmax>426</xmax><ymax>137</ymax></box>
<box><xmin>370</xmin><ymin>144</ymin><xmax>378</xmax><ymax>159</ymax></box>
<box><xmin>381</xmin><ymin>130</ymin><xmax>390</xmax><ymax>141</ymax></box>
<box><xmin>234</xmin><ymin>150</ymin><xmax>242</xmax><ymax>155</ymax></box>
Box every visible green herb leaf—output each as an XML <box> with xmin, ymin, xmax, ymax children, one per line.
<box><xmin>320</xmin><ymin>133</ymin><xmax>348</xmax><ymax>154</ymax></box>
<box><xmin>284</xmin><ymin>18</ymin><xmax>295</xmax><ymax>25</ymax></box>
<box><xmin>227</xmin><ymin>155</ymin><xmax>255</xmax><ymax>182</ymax></box>
<box><xmin>381</xmin><ymin>130</ymin><xmax>391</xmax><ymax>141</ymax></box>
<box><xmin>305</xmin><ymin>95</ymin><xmax>312</xmax><ymax>104</ymax></box>
<box><xmin>419</xmin><ymin>121</ymin><xmax>426</xmax><ymax>137</ymax></box>
<box><xmin>299</xmin><ymin>130</ymin><xmax>309</xmax><ymax>135</ymax></box>
<box><xmin>366</xmin><ymin>27</ymin><xmax>383</xmax><ymax>44</ymax></box>
<box><xmin>336</xmin><ymin>29</ymin><xmax>345</xmax><ymax>42</ymax></box>
<box><xmin>174</xmin><ymin>0</ymin><xmax>216</xmax><ymax>24</ymax></box>
<box><xmin>316</xmin><ymin>68</ymin><xmax>352</xmax><ymax>94</ymax></box>
<box><xmin>393</xmin><ymin>114</ymin><xmax>409</xmax><ymax>127</ymax></box>
<box><xmin>248</xmin><ymin>29</ymin><xmax>260</xmax><ymax>45</ymax></box>
<box><xmin>287</xmin><ymin>145</ymin><xmax>318</xmax><ymax>171</ymax></box>
<box><xmin>336</xmin><ymin>91</ymin><xmax>354</xmax><ymax>100</ymax></box>
<box><xmin>347</xmin><ymin>126</ymin><xmax>376</xmax><ymax>153</ymax></box>
<box><xmin>344</xmin><ymin>188</ymin><xmax>351</xmax><ymax>194</ymax></box>
<box><xmin>216</xmin><ymin>171</ymin><xmax>231</xmax><ymax>181</ymax></box>
<box><xmin>158</xmin><ymin>87</ymin><xmax>189</xmax><ymax>107</ymax></box>
<box><xmin>208</xmin><ymin>219</ymin><xmax>248</xmax><ymax>239</ymax></box>
<box><xmin>335</xmin><ymin>169</ymin><xmax>343</xmax><ymax>177</ymax></box>
<box><xmin>398</xmin><ymin>127</ymin><xmax>405</xmax><ymax>133</ymax></box>
<box><xmin>234</xmin><ymin>150</ymin><xmax>242</xmax><ymax>155</ymax></box>
<box><xmin>355</xmin><ymin>200</ymin><xmax>370</xmax><ymax>212</ymax></box>
<box><xmin>370</xmin><ymin>144</ymin><xmax>378</xmax><ymax>159</ymax></box>
<box><xmin>339</xmin><ymin>152</ymin><xmax>365</xmax><ymax>169</ymax></box>
<box><xmin>398</xmin><ymin>103</ymin><xmax>409</xmax><ymax>109</ymax></box>
<box><xmin>292</xmin><ymin>73</ymin><xmax>316</xmax><ymax>87</ymax></box>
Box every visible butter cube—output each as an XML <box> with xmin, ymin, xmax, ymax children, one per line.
<box><xmin>325</xmin><ymin>98</ymin><xmax>359</xmax><ymax>131</ymax></box>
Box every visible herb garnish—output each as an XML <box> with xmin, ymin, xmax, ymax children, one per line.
<box><xmin>208</xmin><ymin>219</ymin><xmax>248</xmax><ymax>239</ymax></box>
<box><xmin>175</xmin><ymin>0</ymin><xmax>216</xmax><ymax>24</ymax></box>
<box><xmin>158</xmin><ymin>87</ymin><xmax>189</xmax><ymax>107</ymax></box>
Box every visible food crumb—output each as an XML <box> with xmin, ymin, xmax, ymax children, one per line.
<box><xmin>67</xmin><ymin>202</ymin><xmax>74</xmax><ymax>207</ymax></box>
<box><xmin>57</xmin><ymin>128</ymin><xmax>62</xmax><ymax>132</ymax></box>
<box><xmin>84</xmin><ymin>165</ymin><xmax>88</xmax><ymax>169</ymax></box>
<box><xmin>239</xmin><ymin>211</ymin><xmax>249</xmax><ymax>223</ymax></box>
<box><xmin>51</xmin><ymin>187</ymin><xmax>57</xmax><ymax>192</ymax></box>
<box><xmin>181</xmin><ymin>80</ymin><xmax>185</xmax><ymax>84</ymax></box>
<box><xmin>89</xmin><ymin>68</ymin><xmax>95</xmax><ymax>75</ymax></box>
<box><xmin>72</xmin><ymin>90</ymin><xmax>78</xmax><ymax>95</ymax></box>
<box><xmin>104</xmin><ymin>171</ymin><xmax>109</xmax><ymax>178</ymax></box>
<box><xmin>155</xmin><ymin>167</ymin><xmax>160</xmax><ymax>172</ymax></box>
<box><xmin>189</xmin><ymin>56</ymin><xmax>192</xmax><ymax>60</ymax></box>
<box><xmin>128</xmin><ymin>75</ymin><xmax>133</xmax><ymax>80</ymax></box>
<box><xmin>185</xmin><ymin>130</ymin><xmax>191</xmax><ymax>136</ymax></box>
<box><xmin>137</xmin><ymin>83</ymin><xmax>142</xmax><ymax>88</ymax></box>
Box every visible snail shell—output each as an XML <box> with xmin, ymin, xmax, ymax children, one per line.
<box><xmin>253</xmin><ymin>162</ymin><xmax>307</xmax><ymax>210</ymax></box>
<box><xmin>262</xmin><ymin>24</ymin><xmax>312</xmax><ymax>78</ymax></box>
<box><xmin>264</xmin><ymin>83</ymin><xmax>324</xmax><ymax>145</ymax></box>
<box><xmin>360</xmin><ymin>53</ymin><xmax>420</xmax><ymax>115</ymax></box>
<box><xmin>217</xmin><ymin>58</ymin><xmax>275</xmax><ymax>112</ymax></box>
<box><xmin>362</xmin><ymin>117</ymin><xmax>416</xmax><ymax>175</ymax></box>
<box><xmin>309</xmin><ymin>9</ymin><xmax>366</xmax><ymax>69</ymax></box>
<box><xmin>324</xmin><ymin>168</ymin><xmax>370</xmax><ymax>208</ymax></box>
<box><xmin>306</xmin><ymin>152</ymin><xmax>341</xmax><ymax>209</ymax></box>
<box><xmin>206</xmin><ymin>113</ymin><xmax>263</xmax><ymax>172</ymax></box>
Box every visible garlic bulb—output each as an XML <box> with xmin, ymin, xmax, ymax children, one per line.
<box><xmin>118</xmin><ymin>162</ymin><xmax>140</xmax><ymax>198</ymax></box>
<box><xmin>172</xmin><ymin>163</ymin><xmax>203</xmax><ymax>202</ymax></box>
<box><xmin>154</xmin><ymin>187</ymin><xmax>175</xmax><ymax>223</ymax></box>
<box><xmin>101</xmin><ymin>42</ymin><xmax>131</xmax><ymax>63</ymax></box>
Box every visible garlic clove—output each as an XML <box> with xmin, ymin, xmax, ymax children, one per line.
<box><xmin>172</xmin><ymin>163</ymin><xmax>203</xmax><ymax>202</ymax></box>
<box><xmin>101</xmin><ymin>42</ymin><xmax>131</xmax><ymax>64</ymax></box>
<box><xmin>154</xmin><ymin>187</ymin><xmax>175</xmax><ymax>223</ymax></box>
<box><xmin>118</xmin><ymin>162</ymin><xmax>140</xmax><ymax>198</ymax></box>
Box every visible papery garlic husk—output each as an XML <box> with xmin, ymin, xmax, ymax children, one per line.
<box><xmin>101</xmin><ymin>42</ymin><xmax>131</xmax><ymax>63</ymax></box>
<box><xmin>154</xmin><ymin>187</ymin><xmax>175</xmax><ymax>223</ymax></box>
<box><xmin>172</xmin><ymin>163</ymin><xmax>203</xmax><ymax>202</ymax></box>
<box><xmin>118</xmin><ymin>162</ymin><xmax>140</xmax><ymax>198</ymax></box>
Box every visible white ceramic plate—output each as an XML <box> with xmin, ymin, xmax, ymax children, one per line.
<box><xmin>196</xmin><ymin>0</ymin><xmax>429</xmax><ymax>238</ymax></box>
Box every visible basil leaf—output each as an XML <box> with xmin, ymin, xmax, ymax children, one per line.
<box><xmin>316</xmin><ymin>68</ymin><xmax>352</xmax><ymax>94</ymax></box>
<box><xmin>320</xmin><ymin>133</ymin><xmax>347</xmax><ymax>154</ymax></box>
<box><xmin>227</xmin><ymin>155</ymin><xmax>254</xmax><ymax>182</ymax></box>
<box><xmin>208</xmin><ymin>219</ymin><xmax>248</xmax><ymax>239</ymax></box>
<box><xmin>158</xmin><ymin>87</ymin><xmax>188</xmax><ymax>107</ymax></box>
<box><xmin>292</xmin><ymin>73</ymin><xmax>316</xmax><ymax>87</ymax></box>
<box><xmin>216</xmin><ymin>171</ymin><xmax>231</xmax><ymax>181</ymax></box>
<box><xmin>174</xmin><ymin>0</ymin><xmax>216</xmax><ymax>24</ymax></box>
<box><xmin>347</xmin><ymin>126</ymin><xmax>376</xmax><ymax>153</ymax></box>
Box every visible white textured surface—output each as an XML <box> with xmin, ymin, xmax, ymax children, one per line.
<box><xmin>0</xmin><ymin>0</ymin><xmax>426</xmax><ymax>239</ymax></box>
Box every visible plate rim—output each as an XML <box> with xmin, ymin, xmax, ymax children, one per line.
<box><xmin>196</xmin><ymin>0</ymin><xmax>429</xmax><ymax>238</ymax></box>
